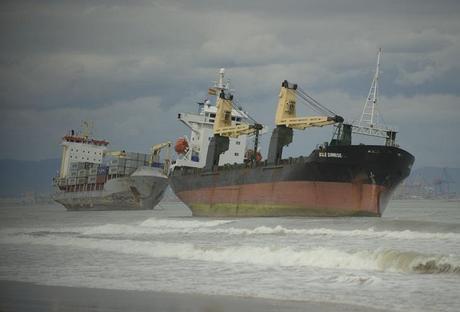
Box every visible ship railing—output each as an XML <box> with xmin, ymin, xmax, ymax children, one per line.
<box><xmin>60</xmin><ymin>183</ymin><xmax>107</xmax><ymax>193</ymax></box>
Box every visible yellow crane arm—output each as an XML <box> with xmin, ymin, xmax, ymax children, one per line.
<box><xmin>151</xmin><ymin>141</ymin><xmax>172</xmax><ymax>156</ymax></box>
<box><xmin>274</xmin><ymin>80</ymin><xmax>343</xmax><ymax>130</ymax></box>
<box><xmin>277</xmin><ymin>116</ymin><xmax>339</xmax><ymax>130</ymax></box>
<box><xmin>212</xmin><ymin>90</ymin><xmax>260</xmax><ymax>138</ymax></box>
<box><xmin>214</xmin><ymin>124</ymin><xmax>259</xmax><ymax>138</ymax></box>
<box><xmin>149</xmin><ymin>141</ymin><xmax>171</xmax><ymax>174</ymax></box>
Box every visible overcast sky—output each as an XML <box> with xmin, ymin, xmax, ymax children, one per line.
<box><xmin>1</xmin><ymin>0</ymin><xmax>459</xmax><ymax>168</ymax></box>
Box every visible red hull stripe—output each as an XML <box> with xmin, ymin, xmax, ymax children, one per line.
<box><xmin>176</xmin><ymin>181</ymin><xmax>386</xmax><ymax>216</ymax></box>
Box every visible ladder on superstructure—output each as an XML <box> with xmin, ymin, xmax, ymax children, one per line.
<box><xmin>352</xmin><ymin>48</ymin><xmax>397</xmax><ymax>145</ymax></box>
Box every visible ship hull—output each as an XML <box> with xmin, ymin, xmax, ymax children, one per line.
<box><xmin>53</xmin><ymin>167</ymin><xmax>168</xmax><ymax>211</ymax></box>
<box><xmin>174</xmin><ymin>181</ymin><xmax>390</xmax><ymax>217</ymax></box>
<box><xmin>170</xmin><ymin>145</ymin><xmax>414</xmax><ymax>217</ymax></box>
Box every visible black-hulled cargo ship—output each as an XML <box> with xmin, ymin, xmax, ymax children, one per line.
<box><xmin>171</xmin><ymin>137</ymin><xmax>414</xmax><ymax>217</ymax></box>
<box><xmin>170</xmin><ymin>61</ymin><xmax>414</xmax><ymax>217</ymax></box>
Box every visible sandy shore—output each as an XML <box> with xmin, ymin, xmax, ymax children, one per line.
<box><xmin>0</xmin><ymin>280</ymin><xmax>386</xmax><ymax>312</ymax></box>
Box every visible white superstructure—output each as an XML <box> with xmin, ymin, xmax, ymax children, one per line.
<box><xmin>175</xmin><ymin>104</ymin><xmax>249</xmax><ymax>168</ymax></box>
<box><xmin>58</xmin><ymin>133</ymin><xmax>108</xmax><ymax>178</ymax></box>
<box><xmin>174</xmin><ymin>68</ymin><xmax>255</xmax><ymax>168</ymax></box>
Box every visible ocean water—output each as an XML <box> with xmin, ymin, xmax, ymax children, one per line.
<box><xmin>1</xmin><ymin>199</ymin><xmax>459</xmax><ymax>311</ymax></box>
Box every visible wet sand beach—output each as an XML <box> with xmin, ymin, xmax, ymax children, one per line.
<box><xmin>0</xmin><ymin>280</ymin><xmax>383</xmax><ymax>312</ymax></box>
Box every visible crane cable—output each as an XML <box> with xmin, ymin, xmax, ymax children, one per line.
<box><xmin>288</xmin><ymin>87</ymin><xmax>337</xmax><ymax>117</ymax></box>
<box><xmin>296</xmin><ymin>89</ymin><xmax>335</xmax><ymax>116</ymax></box>
<box><xmin>225</xmin><ymin>85</ymin><xmax>338</xmax><ymax>129</ymax></box>
<box><xmin>232</xmin><ymin>98</ymin><xmax>260</xmax><ymax>126</ymax></box>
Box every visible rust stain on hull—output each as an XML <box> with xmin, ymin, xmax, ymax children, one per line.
<box><xmin>176</xmin><ymin>181</ymin><xmax>387</xmax><ymax>217</ymax></box>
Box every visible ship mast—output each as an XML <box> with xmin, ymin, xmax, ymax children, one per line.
<box><xmin>352</xmin><ymin>49</ymin><xmax>397</xmax><ymax>145</ymax></box>
<box><xmin>361</xmin><ymin>48</ymin><xmax>380</xmax><ymax>126</ymax></box>
<box><xmin>216</xmin><ymin>68</ymin><xmax>228</xmax><ymax>90</ymax></box>
<box><xmin>81</xmin><ymin>120</ymin><xmax>94</xmax><ymax>139</ymax></box>
<box><xmin>208</xmin><ymin>68</ymin><xmax>230</xmax><ymax>95</ymax></box>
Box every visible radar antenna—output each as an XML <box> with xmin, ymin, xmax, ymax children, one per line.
<box><xmin>81</xmin><ymin>120</ymin><xmax>94</xmax><ymax>139</ymax></box>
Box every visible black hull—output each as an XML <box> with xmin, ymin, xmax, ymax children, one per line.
<box><xmin>170</xmin><ymin>145</ymin><xmax>414</xmax><ymax>217</ymax></box>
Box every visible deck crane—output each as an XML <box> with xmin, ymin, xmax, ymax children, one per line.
<box><xmin>149</xmin><ymin>141</ymin><xmax>172</xmax><ymax>174</ymax></box>
<box><xmin>267</xmin><ymin>80</ymin><xmax>343</xmax><ymax>164</ymax></box>
<box><xmin>213</xmin><ymin>90</ymin><xmax>262</xmax><ymax>138</ymax></box>
<box><xmin>205</xmin><ymin>89</ymin><xmax>263</xmax><ymax>169</ymax></box>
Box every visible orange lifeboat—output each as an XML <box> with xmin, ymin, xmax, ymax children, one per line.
<box><xmin>175</xmin><ymin>137</ymin><xmax>189</xmax><ymax>155</ymax></box>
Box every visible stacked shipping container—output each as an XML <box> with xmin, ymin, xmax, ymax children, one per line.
<box><xmin>108</xmin><ymin>153</ymin><xmax>149</xmax><ymax>177</ymax></box>
<box><xmin>58</xmin><ymin>152</ymin><xmax>151</xmax><ymax>192</ymax></box>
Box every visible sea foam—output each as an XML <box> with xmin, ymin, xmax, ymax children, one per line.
<box><xmin>3</xmin><ymin>222</ymin><xmax>460</xmax><ymax>243</ymax></box>
<box><xmin>2</xmin><ymin>234</ymin><xmax>459</xmax><ymax>274</ymax></box>
<box><xmin>139</xmin><ymin>218</ymin><xmax>234</xmax><ymax>228</ymax></box>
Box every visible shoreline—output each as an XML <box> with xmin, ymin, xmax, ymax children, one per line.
<box><xmin>0</xmin><ymin>280</ymin><xmax>386</xmax><ymax>312</ymax></box>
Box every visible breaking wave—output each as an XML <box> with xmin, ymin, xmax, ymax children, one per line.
<box><xmin>0</xmin><ymin>218</ymin><xmax>234</xmax><ymax>237</ymax></box>
<box><xmin>247</xmin><ymin>226</ymin><xmax>460</xmax><ymax>241</ymax></box>
<box><xmin>2</xmin><ymin>234</ymin><xmax>459</xmax><ymax>274</ymax></box>
<box><xmin>3</xmin><ymin>222</ymin><xmax>459</xmax><ymax>243</ymax></box>
<box><xmin>139</xmin><ymin>218</ymin><xmax>234</xmax><ymax>228</ymax></box>
<box><xmin>83</xmin><ymin>223</ymin><xmax>460</xmax><ymax>241</ymax></box>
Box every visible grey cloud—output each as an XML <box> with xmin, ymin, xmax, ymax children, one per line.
<box><xmin>1</xmin><ymin>0</ymin><xmax>460</xmax><ymax>168</ymax></box>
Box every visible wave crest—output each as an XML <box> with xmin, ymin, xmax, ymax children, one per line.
<box><xmin>2</xmin><ymin>234</ymin><xmax>459</xmax><ymax>274</ymax></box>
<box><xmin>375</xmin><ymin>249</ymin><xmax>460</xmax><ymax>274</ymax></box>
<box><xmin>139</xmin><ymin>218</ymin><xmax>234</xmax><ymax>228</ymax></box>
<box><xmin>82</xmin><ymin>223</ymin><xmax>460</xmax><ymax>242</ymax></box>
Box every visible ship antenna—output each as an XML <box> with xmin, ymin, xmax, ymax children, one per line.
<box><xmin>81</xmin><ymin>120</ymin><xmax>94</xmax><ymax>139</ymax></box>
<box><xmin>352</xmin><ymin>48</ymin><xmax>397</xmax><ymax>145</ymax></box>
<box><xmin>216</xmin><ymin>68</ymin><xmax>227</xmax><ymax>90</ymax></box>
<box><xmin>360</xmin><ymin>48</ymin><xmax>381</xmax><ymax>126</ymax></box>
<box><xmin>218</xmin><ymin>68</ymin><xmax>225</xmax><ymax>88</ymax></box>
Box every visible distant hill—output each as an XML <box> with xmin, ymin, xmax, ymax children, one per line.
<box><xmin>0</xmin><ymin>159</ymin><xmax>60</xmax><ymax>197</ymax></box>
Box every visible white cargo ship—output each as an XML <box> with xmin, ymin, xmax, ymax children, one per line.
<box><xmin>52</xmin><ymin>125</ymin><xmax>169</xmax><ymax>211</ymax></box>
